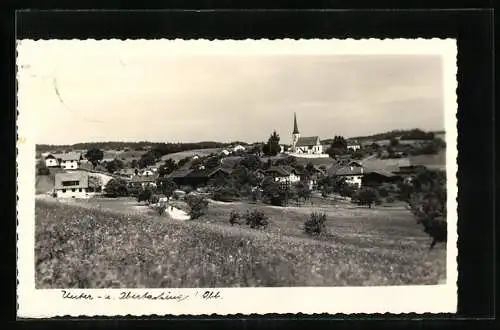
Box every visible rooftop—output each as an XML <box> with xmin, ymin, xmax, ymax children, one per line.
<box><xmin>54</xmin><ymin>171</ymin><xmax>89</xmax><ymax>189</ymax></box>
<box><xmin>296</xmin><ymin>136</ymin><xmax>320</xmax><ymax>147</ymax></box>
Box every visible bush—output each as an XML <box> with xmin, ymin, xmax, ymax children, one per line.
<box><xmin>229</xmin><ymin>210</ymin><xmax>241</xmax><ymax>226</ymax></box>
<box><xmin>104</xmin><ymin>178</ymin><xmax>129</xmax><ymax>197</ymax></box>
<box><xmin>386</xmin><ymin>196</ymin><xmax>395</xmax><ymax>203</ymax></box>
<box><xmin>353</xmin><ymin>187</ymin><xmax>379</xmax><ymax>208</ymax></box>
<box><xmin>244</xmin><ymin>209</ymin><xmax>269</xmax><ymax>229</ymax></box>
<box><xmin>149</xmin><ymin>194</ymin><xmax>160</xmax><ymax>205</ymax></box>
<box><xmin>212</xmin><ymin>186</ymin><xmax>240</xmax><ymax>202</ymax></box>
<box><xmin>185</xmin><ymin>195</ymin><xmax>209</xmax><ymax>219</ymax></box>
<box><xmin>137</xmin><ymin>189</ymin><xmax>153</xmax><ymax>203</ymax></box>
<box><xmin>304</xmin><ymin>212</ymin><xmax>327</xmax><ymax>236</ymax></box>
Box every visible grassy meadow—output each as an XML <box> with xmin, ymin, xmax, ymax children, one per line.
<box><xmin>35</xmin><ymin>197</ymin><xmax>446</xmax><ymax>288</ymax></box>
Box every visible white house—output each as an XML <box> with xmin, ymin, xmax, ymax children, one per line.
<box><xmin>44</xmin><ymin>154</ymin><xmax>61</xmax><ymax>167</ymax></box>
<box><xmin>220</xmin><ymin>149</ymin><xmax>231</xmax><ymax>156</ymax></box>
<box><xmin>334</xmin><ymin>162</ymin><xmax>364</xmax><ymax>188</ymax></box>
<box><xmin>266</xmin><ymin>166</ymin><xmax>301</xmax><ymax>188</ymax></box>
<box><xmin>60</xmin><ymin>152</ymin><xmax>81</xmax><ymax>170</ymax></box>
<box><xmin>54</xmin><ymin>171</ymin><xmax>89</xmax><ymax>198</ymax></box>
<box><xmin>141</xmin><ymin>169</ymin><xmax>155</xmax><ymax>177</ymax></box>
<box><xmin>129</xmin><ymin>174</ymin><xmax>158</xmax><ymax>189</ymax></box>
<box><xmin>347</xmin><ymin>141</ymin><xmax>361</xmax><ymax>152</ymax></box>
<box><xmin>232</xmin><ymin>145</ymin><xmax>246</xmax><ymax>153</ymax></box>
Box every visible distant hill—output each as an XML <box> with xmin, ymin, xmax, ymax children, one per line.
<box><xmin>347</xmin><ymin>129</ymin><xmax>445</xmax><ymax>142</ymax></box>
<box><xmin>36</xmin><ymin>141</ymin><xmax>232</xmax><ymax>153</ymax></box>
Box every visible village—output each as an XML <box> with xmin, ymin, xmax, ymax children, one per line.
<box><xmin>36</xmin><ymin>113</ymin><xmax>446</xmax><ymax>228</ymax></box>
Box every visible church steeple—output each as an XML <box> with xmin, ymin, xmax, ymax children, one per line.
<box><xmin>293</xmin><ymin>112</ymin><xmax>300</xmax><ymax>134</ymax></box>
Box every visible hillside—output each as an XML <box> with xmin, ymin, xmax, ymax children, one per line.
<box><xmin>35</xmin><ymin>199</ymin><xmax>445</xmax><ymax>288</ymax></box>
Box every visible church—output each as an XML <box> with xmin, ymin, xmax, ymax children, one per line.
<box><xmin>290</xmin><ymin>113</ymin><xmax>325</xmax><ymax>155</ymax></box>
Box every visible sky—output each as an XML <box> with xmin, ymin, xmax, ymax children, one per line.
<box><xmin>17</xmin><ymin>40</ymin><xmax>445</xmax><ymax>145</ymax></box>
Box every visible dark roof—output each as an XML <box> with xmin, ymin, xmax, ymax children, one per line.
<box><xmin>364</xmin><ymin>169</ymin><xmax>396</xmax><ymax>177</ymax></box>
<box><xmin>167</xmin><ymin>167</ymin><xmax>193</xmax><ymax>179</ymax></box>
<box><xmin>54</xmin><ymin>172</ymin><xmax>89</xmax><ymax>189</ymax></box>
<box><xmin>335</xmin><ymin>165</ymin><xmax>364</xmax><ymax>176</ymax></box>
<box><xmin>266</xmin><ymin>166</ymin><xmax>299</xmax><ymax>177</ymax></box>
<box><xmin>296</xmin><ymin>136</ymin><xmax>320</xmax><ymax>147</ymax></box>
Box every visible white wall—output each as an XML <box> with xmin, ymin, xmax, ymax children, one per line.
<box><xmin>61</xmin><ymin>160</ymin><xmax>79</xmax><ymax>170</ymax></box>
<box><xmin>45</xmin><ymin>158</ymin><xmax>59</xmax><ymax>167</ymax></box>
<box><xmin>344</xmin><ymin>175</ymin><xmax>363</xmax><ymax>188</ymax></box>
<box><xmin>56</xmin><ymin>187</ymin><xmax>88</xmax><ymax>198</ymax></box>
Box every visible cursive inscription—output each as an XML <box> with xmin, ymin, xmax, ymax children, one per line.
<box><xmin>119</xmin><ymin>291</ymin><xmax>189</xmax><ymax>302</ymax></box>
<box><xmin>61</xmin><ymin>290</ymin><xmax>94</xmax><ymax>300</ymax></box>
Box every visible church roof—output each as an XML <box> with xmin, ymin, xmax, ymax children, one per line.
<box><xmin>293</xmin><ymin>113</ymin><xmax>300</xmax><ymax>134</ymax></box>
<box><xmin>296</xmin><ymin>136</ymin><xmax>320</xmax><ymax>147</ymax></box>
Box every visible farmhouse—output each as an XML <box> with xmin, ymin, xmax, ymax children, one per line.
<box><xmin>266</xmin><ymin>166</ymin><xmax>301</xmax><ymax>188</ymax></box>
<box><xmin>290</xmin><ymin>113</ymin><xmax>325</xmax><ymax>155</ymax></box>
<box><xmin>334</xmin><ymin>162</ymin><xmax>364</xmax><ymax>188</ymax></box>
<box><xmin>168</xmin><ymin>166</ymin><xmax>232</xmax><ymax>189</ymax></box>
<box><xmin>232</xmin><ymin>145</ymin><xmax>246</xmax><ymax>153</ymax></box>
<box><xmin>54</xmin><ymin>172</ymin><xmax>89</xmax><ymax>198</ymax></box>
<box><xmin>44</xmin><ymin>154</ymin><xmax>61</xmax><ymax>167</ymax></box>
<box><xmin>60</xmin><ymin>152</ymin><xmax>82</xmax><ymax>170</ymax></box>
<box><xmin>129</xmin><ymin>174</ymin><xmax>158</xmax><ymax>189</ymax></box>
<box><xmin>347</xmin><ymin>140</ymin><xmax>361</xmax><ymax>152</ymax></box>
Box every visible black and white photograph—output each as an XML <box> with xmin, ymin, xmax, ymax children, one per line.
<box><xmin>16</xmin><ymin>39</ymin><xmax>458</xmax><ymax>317</ymax></box>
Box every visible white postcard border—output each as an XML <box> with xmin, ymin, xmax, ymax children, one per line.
<box><xmin>16</xmin><ymin>38</ymin><xmax>458</xmax><ymax>318</ymax></box>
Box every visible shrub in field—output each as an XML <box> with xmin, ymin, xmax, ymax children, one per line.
<box><xmin>185</xmin><ymin>195</ymin><xmax>209</xmax><ymax>219</ymax></box>
<box><xmin>137</xmin><ymin>189</ymin><xmax>153</xmax><ymax>204</ymax></box>
<box><xmin>244</xmin><ymin>209</ymin><xmax>269</xmax><ymax>229</ymax></box>
<box><xmin>304</xmin><ymin>212</ymin><xmax>327</xmax><ymax>236</ymax></box>
<box><xmin>352</xmin><ymin>187</ymin><xmax>379</xmax><ymax>208</ymax></box>
<box><xmin>229</xmin><ymin>210</ymin><xmax>241</xmax><ymax>226</ymax></box>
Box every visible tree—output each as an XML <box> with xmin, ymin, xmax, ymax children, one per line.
<box><xmin>138</xmin><ymin>152</ymin><xmax>156</xmax><ymax>169</ymax></box>
<box><xmin>156</xmin><ymin>177</ymin><xmax>177</xmax><ymax>201</ymax></box>
<box><xmin>88</xmin><ymin>175</ymin><xmax>103</xmax><ymax>193</ymax></box>
<box><xmin>177</xmin><ymin>157</ymin><xmax>191</xmax><ymax>168</ymax></box>
<box><xmin>304</xmin><ymin>212</ymin><xmax>327</xmax><ymax>236</ymax></box>
<box><xmin>390</xmin><ymin>138</ymin><xmax>399</xmax><ymax>147</ymax></box>
<box><xmin>294</xmin><ymin>181</ymin><xmax>312</xmax><ymax>205</ymax></box>
<box><xmin>137</xmin><ymin>188</ymin><xmax>153</xmax><ymax>204</ymax></box>
<box><xmin>159</xmin><ymin>159</ymin><xmax>177</xmax><ymax>177</ymax></box>
<box><xmin>205</xmin><ymin>156</ymin><xmax>221</xmax><ymax>169</ymax></box>
<box><xmin>130</xmin><ymin>159</ymin><xmax>138</xmax><ymax>168</ymax></box>
<box><xmin>104</xmin><ymin>178</ymin><xmax>129</xmax><ymax>197</ymax></box>
<box><xmin>85</xmin><ymin>148</ymin><xmax>104</xmax><ymax>167</ymax></box>
<box><xmin>240</xmin><ymin>155</ymin><xmax>262</xmax><ymax>171</ymax></box>
<box><xmin>264</xmin><ymin>130</ymin><xmax>281</xmax><ymax>156</ymax></box>
<box><xmin>37</xmin><ymin>160</ymin><xmax>50</xmax><ymax>176</ymax></box>
<box><xmin>262</xmin><ymin>176</ymin><xmax>286</xmax><ymax>206</ymax></box>
<box><xmin>185</xmin><ymin>195</ymin><xmax>209</xmax><ymax>219</ymax></box>
<box><xmin>105</xmin><ymin>159</ymin><xmax>124</xmax><ymax>173</ymax></box>
<box><xmin>353</xmin><ymin>187</ymin><xmax>379</xmax><ymax>208</ymax></box>
<box><xmin>408</xmin><ymin>168</ymin><xmax>447</xmax><ymax>249</ymax></box>
<box><xmin>331</xmin><ymin>136</ymin><xmax>347</xmax><ymax>150</ymax></box>
<box><xmin>244</xmin><ymin>209</ymin><xmax>269</xmax><ymax>229</ymax></box>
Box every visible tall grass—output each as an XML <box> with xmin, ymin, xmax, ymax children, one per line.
<box><xmin>35</xmin><ymin>200</ymin><xmax>446</xmax><ymax>288</ymax></box>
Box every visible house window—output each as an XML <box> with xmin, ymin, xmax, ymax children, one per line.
<box><xmin>62</xmin><ymin>189</ymin><xmax>66</xmax><ymax>193</ymax></box>
<box><xmin>79</xmin><ymin>188</ymin><xmax>82</xmax><ymax>192</ymax></box>
<box><xmin>72</xmin><ymin>188</ymin><xmax>76</xmax><ymax>192</ymax></box>
<box><xmin>62</xmin><ymin>180</ymin><xmax>80</xmax><ymax>186</ymax></box>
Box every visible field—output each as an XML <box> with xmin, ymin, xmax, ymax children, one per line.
<box><xmin>159</xmin><ymin>148</ymin><xmax>222</xmax><ymax>163</ymax></box>
<box><xmin>35</xmin><ymin>196</ymin><xmax>446</xmax><ymax>288</ymax></box>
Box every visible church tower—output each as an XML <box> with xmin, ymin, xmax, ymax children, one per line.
<box><xmin>292</xmin><ymin>112</ymin><xmax>300</xmax><ymax>152</ymax></box>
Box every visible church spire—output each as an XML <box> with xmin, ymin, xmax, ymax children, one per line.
<box><xmin>293</xmin><ymin>112</ymin><xmax>300</xmax><ymax>134</ymax></box>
